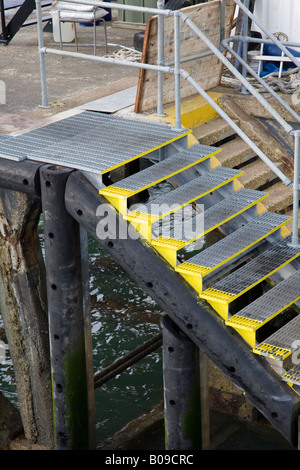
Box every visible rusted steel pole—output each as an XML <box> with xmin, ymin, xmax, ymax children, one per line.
<box><xmin>40</xmin><ymin>165</ymin><xmax>92</xmax><ymax>450</ymax></box>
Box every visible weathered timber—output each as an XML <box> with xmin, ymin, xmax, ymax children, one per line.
<box><xmin>0</xmin><ymin>185</ymin><xmax>53</xmax><ymax>447</ymax></box>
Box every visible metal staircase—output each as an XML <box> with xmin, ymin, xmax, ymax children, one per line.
<box><xmin>95</xmin><ymin>112</ymin><xmax>300</xmax><ymax>402</ymax></box>
<box><xmin>1</xmin><ymin>108</ymin><xmax>300</xmax><ymax>446</ymax></box>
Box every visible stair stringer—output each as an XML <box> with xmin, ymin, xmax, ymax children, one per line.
<box><xmin>65</xmin><ymin>170</ymin><xmax>300</xmax><ymax>448</ymax></box>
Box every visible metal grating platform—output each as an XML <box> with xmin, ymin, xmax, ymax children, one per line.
<box><xmin>0</xmin><ymin>111</ymin><xmax>191</xmax><ymax>173</ymax></box>
<box><xmin>202</xmin><ymin>235</ymin><xmax>300</xmax><ymax>299</ymax></box>
<box><xmin>127</xmin><ymin>167</ymin><xmax>243</xmax><ymax>220</ymax></box>
<box><xmin>100</xmin><ymin>143</ymin><xmax>220</xmax><ymax>197</ymax></box>
<box><xmin>176</xmin><ymin>212</ymin><xmax>290</xmax><ymax>274</ymax></box>
<box><xmin>227</xmin><ymin>269</ymin><xmax>300</xmax><ymax>326</ymax></box>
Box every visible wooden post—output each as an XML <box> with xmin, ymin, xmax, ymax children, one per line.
<box><xmin>0</xmin><ymin>186</ymin><xmax>53</xmax><ymax>447</ymax></box>
<box><xmin>40</xmin><ymin>165</ymin><xmax>92</xmax><ymax>450</ymax></box>
<box><xmin>162</xmin><ymin>315</ymin><xmax>205</xmax><ymax>450</ymax></box>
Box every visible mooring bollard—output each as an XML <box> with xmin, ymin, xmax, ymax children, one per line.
<box><xmin>40</xmin><ymin>165</ymin><xmax>92</xmax><ymax>450</ymax></box>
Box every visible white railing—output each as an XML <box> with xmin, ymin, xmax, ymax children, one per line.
<box><xmin>35</xmin><ymin>0</ymin><xmax>300</xmax><ymax>245</ymax></box>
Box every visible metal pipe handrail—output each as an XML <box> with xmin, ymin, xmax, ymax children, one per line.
<box><xmin>179</xmin><ymin>68</ymin><xmax>292</xmax><ymax>188</ymax></box>
<box><xmin>229</xmin><ymin>35</ymin><xmax>300</xmax><ymax>49</ymax></box>
<box><xmin>222</xmin><ymin>38</ymin><xmax>300</xmax><ymax>126</ymax></box>
<box><xmin>35</xmin><ymin>0</ymin><xmax>299</xmax><ymax>232</ymax></box>
<box><xmin>180</xmin><ymin>10</ymin><xmax>294</xmax><ymax>135</ymax></box>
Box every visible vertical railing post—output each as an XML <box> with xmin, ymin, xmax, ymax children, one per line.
<box><xmin>156</xmin><ymin>0</ymin><xmax>165</xmax><ymax>117</ymax></box>
<box><xmin>40</xmin><ymin>165</ymin><xmax>92</xmax><ymax>450</ymax></box>
<box><xmin>291</xmin><ymin>130</ymin><xmax>300</xmax><ymax>246</ymax></box>
<box><xmin>174</xmin><ymin>11</ymin><xmax>181</xmax><ymax>129</ymax></box>
<box><xmin>239</xmin><ymin>0</ymin><xmax>250</xmax><ymax>94</ymax></box>
<box><xmin>35</xmin><ymin>0</ymin><xmax>51</xmax><ymax>108</ymax></box>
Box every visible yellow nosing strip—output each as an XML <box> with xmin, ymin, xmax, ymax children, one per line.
<box><xmin>126</xmin><ymin>169</ymin><xmax>245</xmax><ymax>227</ymax></box>
<box><xmin>153</xmin><ymin>192</ymin><xmax>269</xmax><ymax>269</ymax></box>
<box><xmin>149</xmin><ymin>92</ymin><xmax>223</xmax><ymax>130</ymax></box>
<box><xmin>252</xmin><ymin>343</ymin><xmax>291</xmax><ymax>361</ymax></box>
<box><xmin>200</xmin><ymin>248</ymin><xmax>300</xmax><ymax>317</ymax></box>
<box><xmin>100</xmin><ymin>149</ymin><xmax>220</xmax><ymax>214</ymax></box>
<box><xmin>225</xmin><ymin>316</ymin><xmax>262</xmax><ymax>347</ymax></box>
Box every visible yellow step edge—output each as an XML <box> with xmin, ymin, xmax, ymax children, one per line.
<box><xmin>226</xmin><ymin>291</ymin><xmax>300</xmax><ymax>347</ymax></box>
<box><xmin>199</xmin><ymin>289</ymin><xmax>235</xmax><ymax>320</ymax></box>
<box><xmin>100</xmin><ymin>149</ymin><xmax>221</xmax><ymax>217</ymax></box>
<box><xmin>148</xmin><ymin>92</ymin><xmax>222</xmax><ymax>130</ymax></box>
<box><xmin>173</xmin><ymin>263</ymin><xmax>211</xmax><ymax>292</ymax></box>
<box><xmin>225</xmin><ymin>316</ymin><xmax>262</xmax><ymax>347</ymax></box>
<box><xmin>200</xmin><ymin>248</ymin><xmax>300</xmax><ymax>318</ymax></box>
<box><xmin>126</xmin><ymin>169</ymin><xmax>245</xmax><ymax>224</ymax></box>
<box><xmin>101</xmin><ymin>129</ymin><xmax>192</xmax><ymax>174</ymax></box>
<box><xmin>175</xmin><ymin>215</ymin><xmax>292</xmax><ymax>293</ymax></box>
<box><xmin>153</xmin><ymin>192</ymin><xmax>269</xmax><ymax>269</ymax></box>
<box><xmin>99</xmin><ymin>188</ymin><xmax>134</xmax><ymax>215</ymax></box>
<box><xmin>252</xmin><ymin>342</ymin><xmax>291</xmax><ymax>361</ymax></box>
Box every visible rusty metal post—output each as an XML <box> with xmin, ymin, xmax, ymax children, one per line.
<box><xmin>40</xmin><ymin>165</ymin><xmax>92</xmax><ymax>450</ymax></box>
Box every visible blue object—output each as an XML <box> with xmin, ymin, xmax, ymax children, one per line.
<box><xmin>261</xmin><ymin>44</ymin><xmax>300</xmax><ymax>77</ymax></box>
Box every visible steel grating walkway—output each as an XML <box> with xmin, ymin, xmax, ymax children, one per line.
<box><xmin>0</xmin><ymin>111</ymin><xmax>191</xmax><ymax>173</ymax></box>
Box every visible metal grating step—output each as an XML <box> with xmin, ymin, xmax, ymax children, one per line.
<box><xmin>100</xmin><ymin>144</ymin><xmax>220</xmax><ymax>214</ymax></box>
<box><xmin>0</xmin><ymin>111</ymin><xmax>191</xmax><ymax>172</ymax></box>
<box><xmin>175</xmin><ymin>212</ymin><xmax>290</xmax><ymax>293</ymax></box>
<box><xmin>201</xmin><ymin>235</ymin><xmax>300</xmax><ymax>318</ymax></box>
<box><xmin>253</xmin><ymin>313</ymin><xmax>300</xmax><ymax>363</ymax></box>
<box><xmin>27</xmin><ymin>112</ymin><xmax>191</xmax><ymax>173</ymax></box>
<box><xmin>125</xmin><ymin>167</ymin><xmax>243</xmax><ymax>240</ymax></box>
<box><xmin>225</xmin><ymin>269</ymin><xmax>300</xmax><ymax>347</ymax></box>
<box><xmin>282</xmin><ymin>365</ymin><xmax>300</xmax><ymax>386</ymax></box>
<box><xmin>152</xmin><ymin>188</ymin><xmax>268</xmax><ymax>267</ymax></box>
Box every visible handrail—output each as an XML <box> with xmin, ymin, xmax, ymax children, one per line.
<box><xmin>234</xmin><ymin>0</ymin><xmax>300</xmax><ymax>69</ymax></box>
<box><xmin>35</xmin><ymin>0</ymin><xmax>300</xmax><ymax>236</ymax></box>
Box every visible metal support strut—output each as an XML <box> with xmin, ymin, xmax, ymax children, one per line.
<box><xmin>291</xmin><ymin>130</ymin><xmax>300</xmax><ymax>246</ymax></box>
